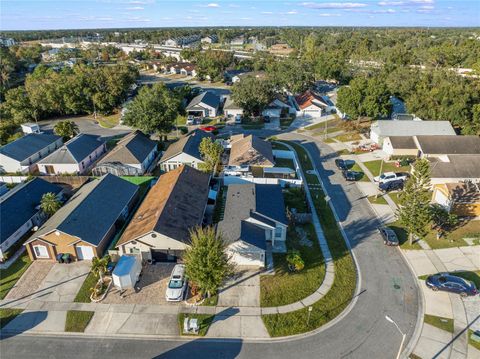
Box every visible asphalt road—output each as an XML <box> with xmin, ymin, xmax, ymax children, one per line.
<box><xmin>0</xmin><ymin>132</ymin><xmax>419</xmax><ymax>359</ymax></box>
<box><xmin>38</xmin><ymin>116</ymin><xmax>131</xmax><ymax>138</ymax></box>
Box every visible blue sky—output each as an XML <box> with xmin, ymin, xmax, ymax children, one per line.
<box><xmin>1</xmin><ymin>0</ymin><xmax>479</xmax><ymax>30</ymax></box>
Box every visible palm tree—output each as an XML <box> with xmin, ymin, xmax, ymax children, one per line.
<box><xmin>40</xmin><ymin>192</ymin><xmax>62</xmax><ymax>217</ymax></box>
<box><xmin>53</xmin><ymin>120</ymin><xmax>79</xmax><ymax>141</ymax></box>
<box><xmin>91</xmin><ymin>256</ymin><xmax>110</xmax><ymax>282</ymax></box>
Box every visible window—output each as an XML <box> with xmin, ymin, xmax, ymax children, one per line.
<box><xmin>275</xmin><ymin>227</ymin><xmax>283</xmax><ymax>238</ymax></box>
<box><xmin>33</xmin><ymin>245</ymin><xmax>49</xmax><ymax>258</ymax></box>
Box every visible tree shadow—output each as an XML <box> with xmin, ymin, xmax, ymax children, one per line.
<box><xmin>0</xmin><ymin>311</ymin><xmax>48</xmax><ymax>340</ymax></box>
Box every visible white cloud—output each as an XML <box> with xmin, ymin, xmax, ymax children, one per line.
<box><xmin>124</xmin><ymin>16</ymin><xmax>151</xmax><ymax>22</ymax></box>
<box><xmin>410</xmin><ymin>0</ymin><xmax>434</xmax><ymax>3</ymax></box>
<box><xmin>287</xmin><ymin>10</ymin><xmax>298</xmax><ymax>14</ymax></box>
<box><xmin>318</xmin><ymin>13</ymin><xmax>341</xmax><ymax>16</ymax></box>
<box><xmin>378</xmin><ymin>1</ymin><xmax>405</xmax><ymax>5</ymax></box>
<box><xmin>261</xmin><ymin>11</ymin><xmax>274</xmax><ymax>14</ymax></box>
<box><xmin>229</xmin><ymin>3</ymin><xmax>240</xmax><ymax>7</ymax></box>
<box><xmin>240</xmin><ymin>17</ymin><xmax>252</xmax><ymax>20</ymax></box>
<box><xmin>301</xmin><ymin>2</ymin><xmax>367</xmax><ymax>9</ymax></box>
<box><xmin>420</xmin><ymin>5</ymin><xmax>434</xmax><ymax>9</ymax></box>
<box><xmin>125</xmin><ymin>6</ymin><xmax>144</xmax><ymax>10</ymax></box>
<box><xmin>207</xmin><ymin>3</ymin><xmax>220</xmax><ymax>7</ymax></box>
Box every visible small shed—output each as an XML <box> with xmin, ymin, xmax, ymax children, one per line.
<box><xmin>112</xmin><ymin>255</ymin><xmax>142</xmax><ymax>290</ymax></box>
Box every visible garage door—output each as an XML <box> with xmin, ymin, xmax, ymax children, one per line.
<box><xmin>76</xmin><ymin>245</ymin><xmax>95</xmax><ymax>260</ymax></box>
<box><xmin>151</xmin><ymin>249</ymin><xmax>181</xmax><ymax>262</ymax></box>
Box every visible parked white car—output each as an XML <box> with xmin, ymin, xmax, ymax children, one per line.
<box><xmin>235</xmin><ymin>114</ymin><xmax>242</xmax><ymax>124</ymax></box>
<box><xmin>165</xmin><ymin>264</ymin><xmax>187</xmax><ymax>302</ymax></box>
<box><xmin>373</xmin><ymin>172</ymin><xmax>409</xmax><ymax>184</ymax></box>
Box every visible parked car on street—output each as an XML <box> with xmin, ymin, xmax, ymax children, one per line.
<box><xmin>379</xmin><ymin>227</ymin><xmax>399</xmax><ymax>246</ymax></box>
<box><xmin>374</xmin><ymin>172</ymin><xmax>409</xmax><ymax>184</ymax></box>
<box><xmin>166</xmin><ymin>264</ymin><xmax>187</xmax><ymax>302</ymax></box>
<box><xmin>200</xmin><ymin>125</ymin><xmax>217</xmax><ymax>132</ymax></box>
<box><xmin>379</xmin><ymin>179</ymin><xmax>404</xmax><ymax>192</ymax></box>
<box><xmin>335</xmin><ymin>159</ymin><xmax>348</xmax><ymax>171</ymax></box>
<box><xmin>425</xmin><ymin>273</ymin><xmax>478</xmax><ymax>297</ymax></box>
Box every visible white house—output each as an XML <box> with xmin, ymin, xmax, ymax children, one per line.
<box><xmin>186</xmin><ymin>91</ymin><xmax>221</xmax><ymax>118</ymax></box>
<box><xmin>21</xmin><ymin>123</ymin><xmax>41</xmax><ymax>134</ymax></box>
<box><xmin>262</xmin><ymin>94</ymin><xmax>296</xmax><ymax>118</ymax></box>
<box><xmin>217</xmin><ymin>184</ymin><xmax>288</xmax><ymax>267</ymax></box>
<box><xmin>370</xmin><ymin>120</ymin><xmax>456</xmax><ymax>145</ymax></box>
<box><xmin>382</xmin><ymin>136</ymin><xmax>419</xmax><ymax>158</ymax></box>
<box><xmin>159</xmin><ymin>130</ymin><xmax>213</xmax><ymax>172</ymax></box>
<box><xmin>201</xmin><ymin>35</ymin><xmax>218</xmax><ymax>44</ymax></box>
<box><xmin>92</xmin><ymin>131</ymin><xmax>157</xmax><ymax>176</ymax></box>
<box><xmin>0</xmin><ymin>134</ymin><xmax>63</xmax><ymax>174</ymax></box>
<box><xmin>37</xmin><ymin>134</ymin><xmax>106</xmax><ymax>175</ymax></box>
<box><xmin>294</xmin><ymin>90</ymin><xmax>334</xmax><ymax>118</ymax></box>
<box><xmin>116</xmin><ymin>165</ymin><xmax>210</xmax><ymax>262</ymax></box>
<box><xmin>0</xmin><ymin>178</ymin><xmax>63</xmax><ymax>261</ymax></box>
<box><xmin>223</xmin><ymin>96</ymin><xmax>243</xmax><ymax>118</ymax></box>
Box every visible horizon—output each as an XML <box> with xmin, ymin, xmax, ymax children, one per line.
<box><xmin>1</xmin><ymin>0</ymin><xmax>479</xmax><ymax>31</ymax></box>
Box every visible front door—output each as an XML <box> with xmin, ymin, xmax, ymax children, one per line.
<box><xmin>45</xmin><ymin>165</ymin><xmax>55</xmax><ymax>174</ymax></box>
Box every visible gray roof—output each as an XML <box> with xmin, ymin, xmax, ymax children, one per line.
<box><xmin>97</xmin><ymin>131</ymin><xmax>157</xmax><ymax>165</ymax></box>
<box><xmin>160</xmin><ymin>130</ymin><xmax>213</xmax><ymax>162</ymax></box>
<box><xmin>218</xmin><ymin>184</ymin><xmax>287</xmax><ymax>249</ymax></box>
<box><xmin>388</xmin><ymin>136</ymin><xmax>417</xmax><ymax>149</ymax></box>
<box><xmin>32</xmin><ymin>174</ymin><xmax>138</xmax><ymax>247</ymax></box>
<box><xmin>0</xmin><ymin>134</ymin><xmax>61</xmax><ymax>162</ymax></box>
<box><xmin>416</xmin><ymin>136</ymin><xmax>480</xmax><ymax>155</ymax></box>
<box><xmin>39</xmin><ymin>134</ymin><xmax>105</xmax><ymax>164</ymax></box>
<box><xmin>429</xmin><ymin>155</ymin><xmax>480</xmax><ymax>179</ymax></box>
<box><xmin>186</xmin><ymin>92</ymin><xmax>220</xmax><ymax>110</ymax></box>
<box><xmin>223</xmin><ymin>96</ymin><xmax>242</xmax><ymax>110</ymax></box>
<box><xmin>371</xmin><ymin>120</ymin><xmax>456</xmax><ymax>137</ymax></box>
<box><xmin>1</xmin><ymin>178</ymin><xmax>62</xmax><ymax>244</ymax></box>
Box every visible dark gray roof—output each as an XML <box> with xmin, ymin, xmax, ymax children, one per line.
<box><xmin>429</xmin><ymin>155</ymin><xmax>480</xmax><ymax>179</ymax></box>
<box><xmin>223</xmin><ymin>96</ymin><xmax>242</xmax><ymax>110</ymax></box>
<box><xmin>186</xmin><ymin>92</ymin><xmax>220</xmax><ymax>110</ymax></box>
<box><xmin>32</xmin><ymin>174</ymin><xmax>138</xmax><ymax>247</ymax></box>
<box><xmin>416</xmin><ymin>136</ymin><xmax>480</xmax><ymax>155</ymax></box>
<box><xmin>239</xmin><ymin>221</ymin><xmax>267</xmax><ymax>250</ymax></box>
<box><xmin>0</xmin><ymin>134</ymin><xmax>61</xmax><ymax>162</ymax></box>
<box><xmin>218</xmin><ymin>184</ymin><xmax>287</xmax><ymax>247</ymax></box>
<box><xmin>1</xmin><ymin>178</ymin><xmax>62</xmax><ymax>244</ymax></box>
<box><xmin>39</xmin><ymin>134</ymin><xmax>104</xmax><ymax>164</ymax></box>
<box><xmin>160</xmin><ymin>130</ymin><xmax>213</xmax><ymax>162</ymax></box>
<box><xmin>97</xmin><ymin>131</ymin><xmax>157</xmax><ymax>165</ymax></box>
<box><xmin>388</xmin><ymin>136</ymin><xmax>417</xmax><ymax>149</ymax></box>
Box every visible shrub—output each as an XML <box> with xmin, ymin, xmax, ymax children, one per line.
<box><xmin>286</xmin><ymin>250</ymin><xmax>305</xmax><ymax>271</ymax></box>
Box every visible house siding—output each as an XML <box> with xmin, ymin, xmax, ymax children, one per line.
<box><xmin>160</xmin><ymin>153</ymin><xmax>204</xmax><ymax>172</ymax></box>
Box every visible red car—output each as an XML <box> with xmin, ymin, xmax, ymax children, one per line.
<box><xmin>200</xmin><ymin>126</ymin><xmax>217</xmax><ymax>132</ymax></box>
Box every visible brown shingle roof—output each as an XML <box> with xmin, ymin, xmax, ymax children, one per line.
<box><xmin>228</xmin><ymin>135</ymin><xmax>275</xmax><ymax>167</ymax></box>
<box><xmin>429</xmin><ymin>155</ymin><xmax>480</xmax><ymax>179</ymax></box>
<box><xmin>388</xmin><ymin>136</ymin><xmax>417</xmax><ymax>149</ymax></box>
<box><xmin>97</xmin><ymin>130</ymin><xmax>157</xmax><ymax>165</ymax></box>
<box><xmin>160</xmin><ymin>130</ymin><xmax>213</xmax><ymax>163</ymax></box>
<box><xmin>116</xmin><ymin>165</ymin><xmax>210</xmax><ymax>246</ymax></box>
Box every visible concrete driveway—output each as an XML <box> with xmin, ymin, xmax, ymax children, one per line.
<box><xmin>217</xmin><ymin>268</ymin><xmax>261</xmax><ymax>307</ymax></box>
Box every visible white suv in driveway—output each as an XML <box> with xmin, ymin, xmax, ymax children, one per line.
<box><xmin>165</xmin><ymin>264</ymin><xmax>187</xmax><ymax>302</ymax></box>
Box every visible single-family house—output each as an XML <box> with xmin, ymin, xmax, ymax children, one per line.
<box><xmin>37</xmin><ymin>134</ymin><xmax>106</xmax><ymax>175</ymax></box>
<box><xmin>218</xmin><ymin>184</ymin><xmax>288</xmax><ymax>267</ymax></box>
<box><xmin>230</xmin><ymin>36</ymin><xmax>245</xmax><ymax>47</ymax></box>
<box><xmin>179</xmin><ymin>63</ymin><xmax>197</xmax><ymax>77</ymax></box>
<box><xmin>116</xmin><ymin>165</ymin><xmax>210</xmax><ymax>262</ymax></box>
<box><xmin>186</xmin><ymin>91</ymin><xmax>220</xmax><ymax>118</ymax></box>
<box><xmin>24</xmin><ymin>174</ymin><xmax>139</xmax><ymax>261</ymax></box>
<box><xmin>225</xmin><ymin>134</ymin><xmax>275</xmax><ymax>176</ymax></box>
<box><xmin>370</xmin><ymin>120</ymin><xmax>456</xmax><ymax>145</ymax></box>
<box><xmin>428</xmin><ymin>155</ymin><xmax>480</xmax><ymax>185</ymax></box>
<box><xmin>415</xmin><ymin>135</ymin><xmax>480</xmax><ymax>161</ymax></box>
<box><xmin>382</xmin><ymin>136</ymin><xmax>419</xmax><ymax>158</ymax></box>
<box><xmin>263</xmin><ymin>94</ymin><xmax>296</xmax><ymax>118</ymax></box>
<box><xmin>223</xmin><ymin>96</ymin><xmax>244</xmax><ymax>118</ymax></box>
<box><xmin>164</xmin><ymin>35</ymin><xmax>201</xmax><ymax>48</ymax></box>
<box><xmin>92</xmin><ymin>131</ymin><xmax>157</xmax><ymax>176</ymax></box>
<box><xmin>294</xmin><ymin>90</ymin><xmax>334</xmax><ymax>118</ymax></box>
<box><xmin>232</xmin><ymin>71</ymin><xmax>267</xmax><ymax>83</ymax></box>
<box><xmin>0</xmin><ymin>134</ymin><xmax>63</xmax><ymax>174</ymax></box>
<box><xmin>201</xmin><ymin>35</ymin><xmax>218</xmax><ymax>44</ymax></box>
<box><xmin>432</xmin><ymin>182</ymin><xmax>480</xmax><ymax>218</ymax></box>
<box><xmin>159</xmin><ymin>130</ymin><xmax>213</xmax><ymax>172</ymax></box>
<box><xmin>224</xmin><ymin>69</ymin><xmax>248</xmax><ymax>83</ymax></box>
<box><xmin>0</xmin><ymin>178</ymin><xmax>63</xmax><ymax>261</ymax></box>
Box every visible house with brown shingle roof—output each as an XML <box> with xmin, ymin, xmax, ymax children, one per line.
<box><xmin>116</xmin><ymin>165</ymin><xmax>210</xmax><ymax>262</ymax></box>
<box><xmin>225</xmin><ymin>134</ymin><xmax>275</xmax><ymax>177</ymax></box>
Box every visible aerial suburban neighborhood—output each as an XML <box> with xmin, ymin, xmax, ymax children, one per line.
<box><xmin>0</xmin><ymin>2</ymin><xmax>479</xmax><ymax>359</ymax></box>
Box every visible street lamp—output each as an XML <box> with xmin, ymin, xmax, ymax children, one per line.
<box><xmin>385</xmin><ymin>315</ymin><xmax>406</xmax><ymax>359</ymax></box>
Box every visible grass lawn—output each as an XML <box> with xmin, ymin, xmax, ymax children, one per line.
<box><xmin>362</xmin><ymin>160</ymin><xmax>411</xmax><ymax>177</ymax></box>
<box><xmin>94</xmin><ymin>113</ymin><xmax>121</xmax><ymax>129</ymax></box>
<box><xmin>305</xmin><ymin>119</ymin><xmax>341</xmax><ymax>132</ymax></box>
<box><xmin>275</xmin><ymin>158</ymin><xmax>296</xmax><ymax>171</ymax></box>
<box><xmin>336</xmin><ymin>149</ymin><xmax>350</xmax><ymax>156</ymax></box>
<box><xmin>333</xmin><ymin>133</ymin><xmax>362</xmax><ymax>142</ymax></box>
<box><xmin>367</xmin><ymin>195</ymin><xmax>388</xmax><ymax>205</ymax></box>
<box><xmin>469</xmin><ymin>329</ymin><xmax>480</xmax><ymax>350</ymax></box>
<box><xmin>202</xmin><ymin>295</ymin><xmax>218</xmax><ymax>306</ymax></box>
<box><xmin>284</xmin><ymin>187</ymin><xmax>309</xmax><ymax>213</ymax></box>
<box><xmin>323</xmin><ymin>137</ymin><xmax>336</xmax><ymax>144</ymax></box>
<box><xmin>388</xmin><ymin>192</ymin><xmax>402</xmax><ymax>207</ymax></box>
<box><xmin>424</xmin><ymin>314</ymin><xmax>454</xmax><ymax>333</ymax></box>
<box><xmin>176</xmin><ymin>115</ymin><xmax>187</xmax><ymax>126</ymax></box>
<box><xmin>178</xmin><ymin>313</ymin><xmax>214</xmax><ymax>336</ymax></box>
<box><xmin>350</xmin><ymin>163</ymin><xmax>370</xmax><ymax>182</ymax></box>
<box><xmin>65</xmin><ymin>310</ymin><xmax>94</xmax><ymax>332</ymax></box>
<box><xmin>261</xmin><ymin>224</ymin><xmax>326</xmax><ymax>307</ymax></box>
<box><xmin>0</xmin><ymin>308</ymin><xmax>23</xmax><ymax>330</ymax></box>
<box><xmin>262</xmin><ymin>141</ymin><xmax>356</xmax><ymax>337</ymax></box>
<box><xmin>0</xmin><ymin>253</ymin><xmax>31</xmax><ymax>300</ymax></box>
<box><xmin>74</xmin><ymin>272</ymin><xmax>98</xmax><ymax>303</ymax></box>
<box><xmin>119</xmin><ymin>176</ymin><xmax>155</xmax><ymax>186</ymax></box>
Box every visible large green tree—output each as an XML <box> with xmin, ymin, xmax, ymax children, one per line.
<box><xmin>184</xmin><ymin>226</ymin><xmax>232</xmax><ymax>298</ymax></box>
<box><xmin>122</xmin><ymin>83</ymin><xmax>179</xmax><ymax>137</ymax></box>
<box><xmin>397</xmin><ymin>159</ymin><xmax>432</xmax><ymax>245</ymax></box>
<box><xmin>54</xmin><ymin>120</ymin><xmax>79</xmax><ymax>141</ymax></box>
<box><xmin>198</xmin><ymin>137</ymin><xmax>223</xmax><ymax>174</ymax></box>
<box><xmin>231</xmin><ymin>76</ymin><xmax>274</xmax><ymax>116</ymax></box>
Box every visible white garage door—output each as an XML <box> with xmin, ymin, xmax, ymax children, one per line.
<box><xmin>76</xmin><ymin>245</ymin><xmax>95</xmax><ymax>260</ymax></box>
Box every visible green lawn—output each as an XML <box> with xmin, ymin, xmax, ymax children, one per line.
<box><xmin>96</xmin><ymin>113</ymin><xmax>121</xmax><ymax>129</ymax></box>
<box><xmin>284</xmin><ymin>187</ymin><xmax>309</xmax><ymax>213</ymax></box>
<box><xmin>74</xmin><ymin>272</ymin><xmax>98</xmax><ymax>303</ymax></box>
<box><xmin>261</xmin><ymin>224</ymin><xmax>326</xmax><ymax>307</ymax></box>
<box><xmin>262</xmin><ymin>141</ymin><xmax>356</xmax><ymax>337</ymax></box>
<box><xmin>178</xmin><ymin>313</ymin><xmax>214</xmax><ymax>336</ymax></box>
<box><xmin>65</xmin><ymin>310</ymin><xmax>94</xmax><ymax>332</ymax></box>
<box><xmin>275</xmin><ymin>158</ymin><xmax>296</xmax><ymax>171</ymax></box>
<box><xmin>323</xmin><ymin>137</ymin><xmax>336</xmax><ymax>144</ymax></box>
<box><xmin>202</xmin><ymin>294</ymin><xmax>218</xmax><ymax>306</ymax></box>
<box><xmin>0</xmin><ymin>308</ymin><xmax>23</xmax><ymax>330</ymax></box>
<box><xmin>333</xmin><ymin>133</ymin><xmax>362</xmax><ymax>142</ymax></box>
<box><xmin>388</xmin><ymin>192</ymin><xmax>402</xmax><ymax>207</ymax></box>
<box><xmin>424</xmin><ymin>314</ymin><xmax>454</xmax><ymax>333</ymax></box>
<box><xmin>362</xmin><ymin>160</ymin><xmax>411</xmax><ymax>177</ymax></box>
<box><xmin>0</xmin><ymin>253</ymin><xmax>31</xmax><ymax>300</ymax></box>
<box><xmin>336</xmin><ymin>149</ymin><xmax>350</xmax><ymax>156</ymax></box>
<box><xmin>119</xmin><ymin>176</ymin><xmax>155</xmax><ymax>186</ymax></box>
<box><xmin>469</xmin><ymin>329</ymin><xmax>480</xmax><ymax>350</ymax></box>
<box><xmin>350</xmin><ymin>163</ymin><xmax>370</xmax><ymax>182</ymax></box>
<box><xmin>305</xmin><ymin>119</ymin><xmax>341</xmax><ymax>133</ymax></box>
<box><xmin>367</xmin><ymin>195</ymin><xmax>388</xmax><ymax>205</ymax></box>
<box><xmin>176</xmin><ymin>115</ymin><xmax>187</xmax><ymax>126</ymax></box>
